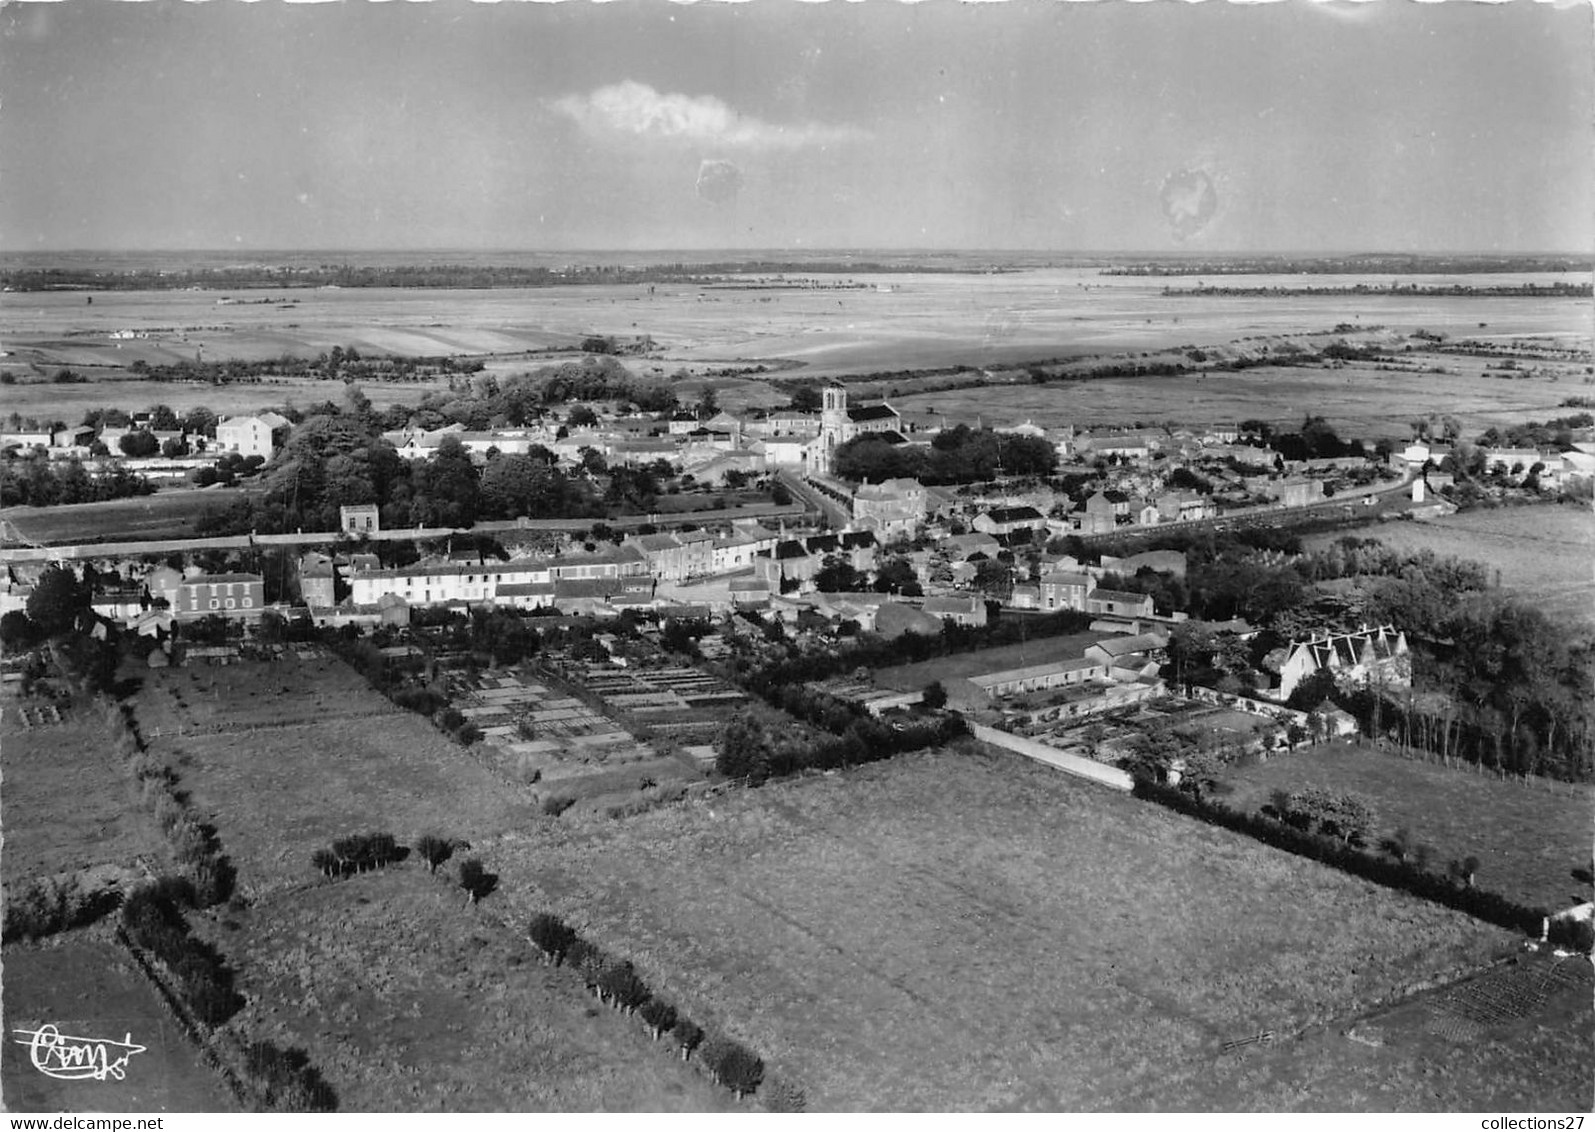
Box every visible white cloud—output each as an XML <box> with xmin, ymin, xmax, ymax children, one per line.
<box><xmin>552</xmin><ymin>81</ymin><xmax>865</xmax><ymax>150</ymax></box>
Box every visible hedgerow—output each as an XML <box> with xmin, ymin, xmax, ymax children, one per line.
<box><xmin>524</xmin><ymin>911</ymin><xmax>772</xmax><ymax>1099</ymax></box>
<box><xmin>1133</xmin><ymin>780</ymin><xmax>1549</xmax><ymax>935</ymax></box>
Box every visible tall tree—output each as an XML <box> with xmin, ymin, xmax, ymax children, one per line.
<box><xmin>27</xmin><ymin>566</ymin><xmax>90</xmax><ymax>636</ymax></box>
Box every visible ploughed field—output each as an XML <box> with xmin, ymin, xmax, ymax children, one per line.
<box><xmin>1217</xmin><ymin>740</ymin><xmax>1594</xmax><ymax>913</ymax></box>
<box><xmin>1303</xmin><ymin>504</ymin><xmax>1595</xmax><ymax>627</ymax></box>
<box><xmin>486</xmin><ymin>744</ymin><xmax>1575</xmax><ymax>1111</ymax></box>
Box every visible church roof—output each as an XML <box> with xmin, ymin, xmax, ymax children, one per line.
<box><xmin>847</xmin><ymin>404</ymin><xmax>900</xmax><ymax>423</ymax></box>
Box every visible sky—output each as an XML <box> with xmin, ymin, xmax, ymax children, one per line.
<box><xmin>2</xmin><ymin>0</ymin><xmax>1590</xmax><ymax>254</ymax></box>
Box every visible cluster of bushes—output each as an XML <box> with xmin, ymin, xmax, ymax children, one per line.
<box><xmin>327</xmin><ymin>637</ymin><xmax>483</xmax><ymax>747</ymax></box>
<box><xmin>832</xmin><ymin>424</ymin><xmax>1057</xmax><ymax>485</ymax></box>
<box><xmin>1132</xmin><ymin>780</ymin><xmax>1559</xmax><ymax>939</ymax></box>
<box><xmin>1266</xmin><ymin>787</ymin><xmax>1377</xmax><ymax>847</ymax></box>
<box><xmin>309</xmin><ymin>832</ymin><xmax>403</xmax><ymax>878</ymax></box>
<box><xmin>120</xmin><ymin>880</ymin><xmax>243</xmax><ymax>1025</ymax></box>
<box><xmin>540</xmin><ymin>793</ymin><xmax>577</xmax><ymax>817</ymax></box>
<box><xmin>1548</xmin><ymin>917</ymin><xmax>1595</xmax><ymax>952</ymax></box>
<box><xmin>733</xmin><ymin>607</ymin><xmax>1093</xmax><ymax>690</ymax></box>
<box><xmin>527</xmin><ymin>914</ymin><xmax>769</xmax><ymax>1101</ymax></box>
<box><xmin>0</xmin><ymin>454</ymin><xmax>154</xmax><ymax>507</ymax></box>
<box><xmin>109</xmin><ymin>699</ymin><xmax>236</xmax><ymax>906</ymax></box>
<box><xmin>717</xmin><ymin>681</ymin><xmax>970</xmax><ymax>785</ymax></box>
<box><xmin>242</xmin><ymin>1042</ymin><xmax>338</xmax><ymax>1112</ymax></box>
<box><xmin>2</xmin><ymin>873</ymin><xmax>123</xmax><ymax>943</ymax></box>
<box><xmin>605</xmin><ymin>782</ymin><xmax>689</xmax><ymax>820</ymax></box>
<box><xmin>189</xmin><ymin>453</ymin><xmax>266</xmax><ymax>488</ymax></box>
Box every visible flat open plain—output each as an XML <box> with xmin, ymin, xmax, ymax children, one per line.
<box><xmin>5</xmin><ymin>269</ymin><xmax>1588</xmax><ymax>437</ymax></box>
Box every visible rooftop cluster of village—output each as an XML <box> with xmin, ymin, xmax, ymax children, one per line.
<box><xmin>6</xmin><ymin>370</ymin><xmax>1594</xmax><ymax>783</ymax></box>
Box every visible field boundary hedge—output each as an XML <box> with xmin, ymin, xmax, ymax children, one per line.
<box><xmin>117</xmin><ymin>882</ymin><xmax>337</xmax><ymax>1112</ymax></box>
<box><xmin>525</xmin><ymin>911</ymin><xmax>778</xmax><ymax>1104</ymax></box>
<box><xmin>1131</xmin><ymin>780</ymin><xmax>1592</xmax><ymax>946</ymax></box>
<box><xmin>1</xmin><ymin>692</ymin><xmax>237</xmax><ymax>943</ymax></box>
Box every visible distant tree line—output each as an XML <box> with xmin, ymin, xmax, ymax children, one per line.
<box><xmin>1160</xmin><ymin>282</ymin><xmax>1592</xmax><ymax>299</ymax></box>
<box><xmin>1100</xmin><ymin>253</ymin><xmax>1590</xmax><ymax>276</ymax></box>
<box><xmin>0</xmin><ymin>259</ymin><xmax>969</xmax><ymax>292</ymax></box>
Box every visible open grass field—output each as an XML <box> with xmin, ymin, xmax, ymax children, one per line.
<box><xmin>2</xmin><ymin>488</ymin><xmax>259</xmax><ymax>546</ymax></box>
<box><xmin>0</xmin><ymin>937</ymin><xmax>237</xmax><ymax>1112</ymax></box>
<box><xmin>1216</xmin><ymin>741</ymin><xmax>1594</xmax><ymax>913</ymax></box>
<box><xmin>482</xmin><ymin>745</ymin><xmax>1562</xmax><ymax>1111</ymax></box>
<box><xmin>1122</xmin><ymin>947</ymin><xmax>1592</xmax><ymax>1112</ymax></box>
<box><xmin>204</xmin><ymin>867</ymin><xmax>737</xmax><ymax>1112</ymax></box>
<box><xmin>0</xmin><ymin>375</ymin><xmax>456</xmax><ymax>423</ymax></box>
<box><xmin>1304</xmin><ymin>504</ymin><xmax>1595</xmax><ymax>627</ymax></box>
<box><xmin>132</xmin><ymin>653</ymin><xmax>542</xmax><ymax>894</ymax></box>
<box><xmin>872</xmin><ymin>631</ymin><xmax>1109</xmax><ymax>692</ymax></box>
<box><xmin>0</xmin><ymin>704</ymin><xmax>167</xmax><ymax>884</ymax></box>
<box><xmin>892</xmin><ymin>351</ymin><xmax>1585</xmax><ymax>441</ymax></box>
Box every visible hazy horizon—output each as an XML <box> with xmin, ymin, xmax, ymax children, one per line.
<box><xmin>4</xmin><ymin>0</ymin><xmax>1590</xmax><ymax>255</ymax></box>
<box><xmin>5</xmin><ymin>247</ymin><xmax>1593</xmax><ymax>260</ymax></box>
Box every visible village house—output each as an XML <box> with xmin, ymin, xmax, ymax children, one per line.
<box><xmin>1076</xmin><ymin>491</ymin><xmax>1117</xmax><ymax>535</ymax></box>
<box><xmin>216</xmin><ymin>412</ymin><xmax>289</xmax><ymax>459</ymax></box>
<box><xmin>1009</xmin><ymin>582</ymin><xmax>1041</xmax><ymax>609</ymax></box>
<box><xmin>972</xmin><ymin>505</ymin><xmax>1048</xmax><ymax>538</ymax></box>
<box><xmin>1275</xmin><ymin>623</ymin><xmax>1411</xmax><ymax>701</ymax></box>
<box><xmin>712</xmin><ymin>527</ymin><xmax>779</xmax><ymax>572</ymax></box>
<box><xmin>1086</xmin><ymin>588</ymin><xmax>1155</xmax><ymax>619</ymax></box>
<box><xmin>1482</xmin><ymin>447</ymin><xmax>1556</xmax><ymax>476</ymax></box>
<box><xmin>1046</xmin><ymin>425</ymin><xmax>1077</xmax><ymax>462</ymax></box>
<box><xmin>625</xmin><ymin>530</ymin><xmax>718</xmax><ymax>582</ymax></box>
<box><xmin>942</xmin><ymin>532</ymin><xmax>1003</xmax><ymax>561</ymax></box>
<box><xmin>1039</xmin><ymin>570</ymin><xmax>1093</xmax><ymax>612</ymax></box>
<box><xmin>1</xmin><ymin>427</ymin><xmax>55</xmax><ymax>449</ymax></box>
<box><xmin>297</xmin><ymin>552</ymin><xmax>337</xmax><ymax>608</ymax></box>
<box><xmin>752</xmin><ymin>434</ymin><xmax>814</xmax><ymax>467</ymax></box>
<box><xmin>1079</xmin><ymin>429</ymin><xmax>1161</xmax><ymax>461</ymax></box>
<box><xmin>1084</xmin><ymin>632</ymin><xmax>1168</xmax><ymax>676</ymax></box>
<box><xmin>172</xmin><ymin>573</ymin><xmax>265</xmax><ymax>619</ymax></box>
<box><xmin>921</xmin><ymin>592</ymin><xmax>988</xmax><ymax>627</ymax></box>
<box><xmin>1126</xmin><ymin>497</ymin><xmax>1161</xmax><ymax>527</ymax></box>
<box><xmin>1156</xmin><ymin>490</ymin><xmax>1215</xmax><ymax>523</ymax></box>
<box><xmin>851</xmin><ymin>477</ymin><xmax>929</xmax><ymax>539</ymax></box>
<box><xmin>339</xmin><ymin>503</ymin><xmax>380</xmax><ymax>536</ymax></box>
<box><xmin>346</xmin><ymin>544</ymin><xmax>647</xmax><ymax>608</ymax></box>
